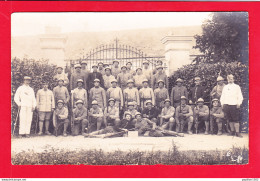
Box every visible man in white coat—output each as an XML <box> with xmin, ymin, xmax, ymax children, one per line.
<box><xmin>14</xmin><ymin>76</ymin><xmax>37</xmax><ymax>138</ymax></box>
<box><xmin>220</xmin><ymin>74</ymin><xmax>243</xmax><ymax>138</ymax></box>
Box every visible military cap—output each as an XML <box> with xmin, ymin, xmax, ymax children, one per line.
<box><xmin>217</xmin><ymin>76</ymin><xmax>224</xmax><ymax>81</ymax></box>
<box><xmin>164</xmin><ymin>99</ymin><xmax>171</xmax><ymax>103</ymax></box>
<box><xmin>126</xmin><ymin>62</ymin><xmax>132</xmax><ymax>65</ymax></box>
<box><xmin>75</xmin><ymin>100</ymin><xmax>84</xmax><ymax>105</ymax></box>
<box><xmin>180</xmin><ymin>96</ymin><xmax>187</xmax><ymax>100</ymax></box>
<box><xmin>176</xmin><ymin>78</ymin><xmax>183</xmax><ymax>83</ymax></box>
<box><xmin>111</xmin><ymin>79</ymin><xmax>118</xmax><ymax>83</ymax></box>
<box><xmin>157</xmin><ymin>79</ymin><xmax>165</xmax><ymax>84</ymax></box>
<box><xmin>92</xmin><ymin>100</ymin><xmax>98</xmax><ymax>105</ymax></box>
<box><xmin>127</xmin><ymin>102</ymin><xmax>134</xmax><ymax>106</ymax></box>
<box><xmin>81</xmin><ymin>61</ymin><xmax>87</xmax><ymax>65</ymax></box>
<box><xmin>143</xmin><ymin>61</ymin><xmax>149</xmax><ymax>65</ymax></box>
<box><xmin>98</xmin><ymin>62</ymin><xmax>104</xmax><ymax>66</ymax></box>
<box><xmin>94</xmin><ymin>79</ymin><xmax>100</xmax><ymax>82</ymax></box>
<box><xmin>156</xmin><ymin>65</ymin><xmax>163</xmax><ymax>70</ymax></box>
<box><xmin>146</xmin><ymin>100</ymin><xmax>153</xmax><ymax>105</ymax></box>
<box><xmin>74</xmin><ymin>64</ymin><xmax>81</xmax><ymax>69</ymax></box>
<box><xmin>136</xmin><ymin>67</ymin><xmax>142</xmax><ymax>71</ymax></box>
<box><xmin>142</xmin><ymin>78</ymin><xmax>149</xmax><ymax>83</ymax></box>
<box><xmin>77</xmin><ymin>79</ymin><xmax>84</xmax><ymax>83</ymax></box>
<box><xmin>135</xmin><ymin>112</ymin><xmax>142</xmax><ymax>117</ymax></box>
<box><xmin>197</xmin><ymin>98</ymin><xmax>204</xmax><ymax>103</ymax></box>
<box><xmin>105</xmin><ymin>67</ymin><xmax>111</xmax><ymax>71</ymax></box>
<box><xmin>113</xmin><ymin>59</ymin><xmax>119</xmax><ymax>63</ymax></box>
<box><xmin>57</xmin><ymin>100</ymin><xmax>64</xmax><ymax>104</ymax></box>
<box><xmin>57</xmin><ymin>78</ymin><xmax>64</xmax><ymax>82</ymax></box>
<box><xmin>56</xmin><ymin>66</ymin><xmax>63</xmax><ymax>69</ymax></box>
<box><xmin>92</xmin><ymin>64</ymin><xmax>98</xmax><ymax>68</ymax></box>
<box><xmin>24</xmin><ymin>76</ymin><xmax>32</xmax><ymax>80</ymax></box>
<box><xmin>127</xmin><ymin>79</ymin><xmax>134</xmax><ymax>84</ymax></box>
<box><xmin>124</xmin><ymin>111</ymin><xmax>132</xmax><ymax>117</ymax></box>
<box><xmin>194</xmin><ymin>77</ymin><xmax>201</xmax><ymax>81</ymax></box>
<box><xmin>121</xmin><ymin>65</ymin><xmax>127</xmax><ymax>70</ymax></box>
<box><xmin>108</xmin><ymin>98</ymin><xmax>115</xmax><ymax>103</ymax></box>
<box><xmin>157</xmin><ymin>60</ymin><xmax>163</xmax><ymax>64</ymax></box>
<box><xmin>212</xmin><ymin>98</ymin><xmax>219</xmax><ymax>103</ymax></box>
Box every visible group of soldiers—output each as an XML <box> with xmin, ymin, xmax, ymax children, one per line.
<box><xmin>13</xmin><ymin>59</ymin><xmax>244</xmax><ymax>138</ymax></box>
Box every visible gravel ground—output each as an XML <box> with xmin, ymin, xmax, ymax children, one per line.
<box><xmin>11</xmin><ymin>133</ymin><xmax>249</xmax><ymax>153</ymax></box>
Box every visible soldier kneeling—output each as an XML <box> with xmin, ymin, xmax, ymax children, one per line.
<box><xmin>72</xmin><ymin>100</ymin><xmax>88</xmax><ymax>136</ymax></box>
<box><xmin>158</xmin><ymin>99</ymin><xmax>175</xmax><ymax>130</ymax></box>
<box><xmin>194</xmin><ymin>98</ymin><xmax>209</xmax><ymax>134</ymax></box>
<box><xmin>210</xmin><ymin>98</ymin><xmax>224</xmax><ymax>135</ymax></box>
<box><xmin>53</xmin><ymin>100</ymin><xmax>70</xmax><ymax>136</ymax></box>
<box><xmin>104</xmin><ymin>98</ymin><xmax>121</xmax><ymax>127</ymax></box>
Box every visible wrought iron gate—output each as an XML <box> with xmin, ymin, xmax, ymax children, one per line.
<box><xmin>68</xmin><ymin>39</ymin><xmax>165</xmax><ymax>70</ymax></box>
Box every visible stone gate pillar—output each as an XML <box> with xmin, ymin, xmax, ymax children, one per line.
<box><xmin>161</xmin><ymin>33</ymin><xmax>193</xmax><ymax>76</ymax></box>
<box><xmin>40</xmin><ymin>26</ymin><xmax>67</xmax><ymax>67</ymax></box>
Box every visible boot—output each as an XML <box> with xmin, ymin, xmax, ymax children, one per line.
<box><xmin>229</xmin><ymin>131</ymin><xmax>235</xmax><ymax>136</ymax></box>
<box><xmin>180</xmin><ymin>124</ymin><xmax>184</xmax><ymax>133</ymax></box>
<box><xmin>204</xmin><ymin>121</ymin><xmax>209</xmax><ymax>135</ymax></box>
<box><xmin>236</xmin><ymin>132</ymin><xmax>243</xmax><ymax>138</ymax></box>
<box><xmin>195</xmin><ymin>123</ymin><xmax>198</xmax><ymax>134</ymax></box>
<box><xmin>38</xmin><ymin>121</ymin><xmax>44</xmax><ymax>135</ymax></box>
<box><xmin>176</xmin><ymin>123</ymin><xmax>180</xmax><ymax>133</ymax></box>
<box><xmin>45</xmin><ymin>120</ymin><xmax>51</xmax><ymax>135</ymax></box>
<box><xmin>210</xmin><ymin>119</ymin><xmax>214</xmax><ymax>135</ymax></box>
<box><xmin>234</xmin><ymin>123</ymin><xmax>243</xmax><ymax>138</ymax></box>
<box><xmin>217</xmin><ymin>122</ymin><xmax>222</xmax><ymax>135</ymax></box>
<box><xmin>187</xmin><ymin>122</ymin><xmax>193</xmax><ymax>135</ymax></box>
<box><xmin>229</xmin><ymin>122</ymin><xmax>235</xmax><ymax>135</ymax></box>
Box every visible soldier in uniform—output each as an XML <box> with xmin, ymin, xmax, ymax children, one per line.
<box><xmin>175</xmin><ymin>96</ymin><xmax>193</xmax><ymax>134</ymax></box>
<box><xmin>70</xmin><ymin>64</ymin><xmax>86</xmax><ymax>90</ymax></box>
<box><xmin>89</xmin><ymin>79</ymin><xmax>107</xmax><ymax>110</ymax></box>
<box><xmin>134</xmin><ymin>112</ymin><xmax>156</xmax><ymax>136</ymax></box>
<box><xmin>170</xmin><ymin>78</ymin><xmax>188</xmax><ymax>108</ymax></box>
<box><xmin>133</xmin><ymin>67</ymin><xmax>146</xmax><ymax>90</ymax></box>
<box><xmin>210</xmin><ymin>98</ymin><xmax>225</xmax><ymax>135</ymax></box>
<box><xmin>53</xmin><ymin>66</ymin><xmax>69</xmax><ymax>87</ymax></box>
<box><xmin>210</xmin><ymin>76</ymin><xmax>226</xmax><ymax>99</ymax></box>
<box><xmin>142</xmin><ymin>100</ymin><xmax>160</xmax><ymax>125</ymax></box>
<box><xmin>142</xmin><ymin>61</ymin><xmax>153</xmax><ymax>87</ymax></box>
<box><xmin>88</xmin><ymin>100</ymin><xmax>104</xmax><ymax>132</ymax></box>
<box><xmin>87</xmin><ymin>64</ymin><xmax>104</xmax><ymax>90</ymax></box>
<box><xmin>154</xmin><ymin>80</ymin><xmax>169</xmax><ymax>110</ymax></box>
<box><xmin>111</xmin><ymin>59</ymin><xmax>121</xmax><ymax>79</ymax></box>
<box><xmin>194</xmin><ymin>98</ymin><xmax>210</xmax><ymax>134</ymax></box>
<box><xmin>53</xmin><ymin>100</ymin><xmax>69</xmax><ymax>136</ymax></box>
<box><xmin>103</xmin><ymin>67</ymin><xmax>115</xmax><ymax>90</ymax></box>
<box><xmin>72</xmin><ymin>79</ymin><xmax>88</xmax><ymax>108</ymax></box>
<box><xmin>123</xmin><ymin>79</ymin><xmax>140</xmax><ymax>108</ymax></box>
<box><xmin>189</xmin><ymin>77</ymin><xmax>206</xmax><ymax>106</ymax></box>
<box><xmin>97</xmin><ymin>62</ymin><xmax>106</xmax><ymax>76</ymax></box>
<box><xmin>104</xmin><ymin>98</ymin><xmax>120</xmax><ymax>127</ymax></box>
<box><xmin>36</xmin><ymin>82</ymin><xmax>55</xmax><ymax>135</ymax></box>
<box><xmin>117</xmin><ymin>65</ymin><xmax>132</xmax><ymax>90</ymax></box>
<box><xmin>158</xmin><ymin>99</ymin><xmax>175</xmax><ymax>131</ymax></box>
<box><xmin>14</xmin><ymin>76</ymin><xmax>37</xmax><ymax>138</ymax></box>
<box><xmin>120</xmin><ymin>111</ymin><xmax>135</xmax><ymax>130</ymax></box>
<box><xmin>152</xmin><ymin>65</ymin><xmax>168</xmax><ymax>90</ymax></box>
<box><xmin>72</xmin><ymin>100</ymin><xmax>88</xmax><ymax>136</ymax></box>
<box><xmin>139</xmin><ymin>79</ymin><xmax>155</xmax><ymax>109</ymax></box>
<box><xmin>152</xmin><ymin>60</ymin><xmax>163</xmax><ymax>75</ymax></box>
<box><xmin>106</xmin><ymin>79</ymin><xmax>124</xmax><ymax>110</ymax></box>
<box><xmin>123</xmin><ymin>102</ymin><xmax>138</xmax><ymax>119</ymax></box>
<box><xmin>126</xmin><ymin>62</ymin><xmax>136</xmax><ymax>76</ymax></box>
<box><xmin>53</xmin><ymin>78</ymin><xmax>70</xmax><ymax>106</ymax></box>
<box><xmin>81</xmin><ymin>61</ymin><xmax>91</xmax><ymax>88</ymax></box>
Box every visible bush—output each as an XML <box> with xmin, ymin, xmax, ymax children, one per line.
<box><xmin>169</xmin><ymin>61</ymin><xmax>249</xmax><ymax>132</ymax></box>
<box><xmin>11</xmin><ymin>145</ymin><xmax>248</xmax><ymax>165</ymax></box>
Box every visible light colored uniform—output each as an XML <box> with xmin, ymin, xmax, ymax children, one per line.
<box><xmin>36</xmin><ymin>89</ymin><xmax>55</xmax><ymax>120</ymax></box>
<box><xmin>139</xmin><ymin>87</ymin><xmax>155</xmax><ymax>108</ymax></box>
<box><xmin>89</xmin><ymin>86</ymin><xmax>107</xmax><ymax>109</ymax></box>
<box><xmin>53</xmin><ymin>85</ymin><xmax>70</xmax><ymax>105</ymax></box>
<box><xmin>154</xmin><ymin>87</ymin><xmax>169</xmax><ymax>108</ymax></box>
<box><xmin>133</xmin><ymin>74</ymin><xmax>146</xmax><ymax>89</ymax></box>
<box><xmin>107</xmin><ymin>86</ymin><xmax>124</xmax><ymax>108</ymax></box>
<box><xmin>111</xmin><ymin>66</ymin><xmax>121</xmax><ymax>78</ymax></box>
<box><xmin>14</xmin><ymin>84</ymin><xmax>37</xmax><ymax>135</ymax></box>
<box><xmin>53</xmin><ymin>73</ymin><xmax>69</xmax><ymax>86</ymax></box>
<box><xmin>104</xmin><ymin>106</ymin><xmax>120</xmax><ymax>119</ymax></box>
<box><xmin>123</xmin><ymin>87</ymin><xmax>140</xmax><ymax>107</ymax></box>
<box><xmin>127</xmin><ymin>69</ymin><xmax>136</xmax><ymax>76</ymax></box>
<box><xmin>103</xmin><ymin>74</ymin><xmax>115</xmax><ymax>90</ymax></box>
<box><xmin>72</xmin><ymin>88</ymin><xmax>88</xmax><ymax>108</ymax></box>
<box><xmin>117</xmin><ymin>72</ymin><xmax>132</xmax><ymax>90</ymax></box>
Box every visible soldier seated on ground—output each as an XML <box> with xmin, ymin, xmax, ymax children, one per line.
<box><xmin>210</xmin><ymin>98</ymin><xmax>225</xmax><ymax>135</ymax></box>
<box><xmin>142</xmin><ymin>100</ymin><xmax>160</xmax><ymax>125</ymax></box>
<box><xmin>72</xmin><ymin>100</ymin><xmax>88</xmax><ymax>136</ymax></box>
<box><xmin>104</xmin><ymin>98</ymin><xmax>120</xmax><ymax>127</ymax></box>
<box><xmin>88</xmin><ymin>100</ymin><xmax>104</xmax><ymax>132</ymax></box>
<box><xmin>175</xmin><ymin>96</ymin><xmax>193</xmax><ymax>134</ymax></box>
<box><xmin>123</xmin><ymin>102</ymin><xmax>138</xmax><ymax>119</ymax></box>
<box><xmin>194</xmin><ymin>98</ymin><xmax>210</xmax><ymax>135</ymax></box>
<box><xmin>158</xmin><ymin>99</ymin><xmax>175</xmax><ymax>130</ymax></box>
<box><xmin>120</xmin><ymin>112</ymin><xmax>136</xmax><ymax>130</ymax></box>
<box><xmin>53</xmin><ymin>100</ymin><xmax>69</xmax><ymax>137</ymax></box>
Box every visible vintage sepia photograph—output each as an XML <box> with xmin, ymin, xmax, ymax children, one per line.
<box><xmin>11</xmin><ymin>12</ymin><xmax>249</xmax><ymax>165</ymax></box>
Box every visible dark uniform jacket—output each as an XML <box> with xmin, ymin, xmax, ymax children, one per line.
<box><xmin>189</xmin><ymin>85</ymin><xmax>207</xmax><ymax>103</ymax></box>
<box><xmin>142</xmin><ymin>107</ymin><xmax>160</xmax><ymax>120</ymax></box>
<box><xmin>87</xmin><ymin>72</ymin><xmax>104</xmax><ymax>90</ymax></box>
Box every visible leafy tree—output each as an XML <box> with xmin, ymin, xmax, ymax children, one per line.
<box><xmin>194</xmin><ymin>12</ymin><xmax>248</xmax><ymax>64</ymax></box>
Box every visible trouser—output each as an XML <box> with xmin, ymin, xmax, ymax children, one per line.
<box><xmin>38</xmin><ymin>112</ymin><xmax>52</xmax><ymax>133</ymax></box>
<box><xmin>194</xmin><ymin>115</ymin><xmax>209</xmax><ymax>133</ymax></box>
<box><xmin>176</xmin><ymin>116</ymin><xmax>193</xmax><ymax>133</ymax></box>
<box><xmin>160</xmin><ymin>117</ymin><xmax>175</xmax><ymax>130</ymax></box>
<box><xmin>121</xmin><ymin>119</ymin><xmax>136</xmax><ymax>130</ymax></box>
<box><xmin>223</xmin><ymin>105</ymin><xmax>240</xmax><ymax>133</ymax></box>
<box><xmin>19</xmin><ymin>106</ymin><xmax>33</xmax><ymax>135</ymax></box>
<box><xmin>55</xmin><ymin>118</ymin><xmax>70</xmax><ymax>136</ymax></box>
<box><xmin>105</xmin><ymin>117</ymin><xmax>121</xmax><ymax>127</ymax></box>
<box><xmin>173</xmin><ymin>100</ymin><xmax>181</xmax><ymax>108</ymax></box>
<box><xmin>88</xmin><ymin>117</ymin><xmax>103</xmax><ymax>133</ymax></box>
<box><xmin>210</xmin><ymin>117</ymin><xmax>223</xmax><ymax>134</ymax></box>
<box><xmin>72</xmin><ymin>119</ymin><xmax>88</xmax><ymax>135</ymax></box>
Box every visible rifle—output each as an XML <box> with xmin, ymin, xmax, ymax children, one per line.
<box><xmin>71</xmin><ymin>90</ymin><xmax>74</xmax><ymax>135</ymax></box>
<box><xmin>12</xmin><ymin>107</ymin><xmax>20</xmax><ymax>136</ymax></box>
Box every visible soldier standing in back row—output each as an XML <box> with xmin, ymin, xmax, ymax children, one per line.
<box><xmin>171</xmin><ymin>78</ymin><xmax>188</xmax><ymax>108</ymax></box>
<box><xmin>126</xmin><ymin>62</ymin><xmax>136</xmax><ymax>76</ymax></box>
<box><xmin>106</xmin><ymin>79</ymin><xmax>124</xmax><ymax>110</ymax></box>
<box><xmin>97</xmin><ymin>62</ymin><xmax>106</xmax><ymax>76</ymax></box>
<box><xmin>111</xmin><ymin>60</ymin><xmax>121</xmax><ymax>79</ymax></box>
<box><xmin>89</xmin><ymin>79</ymin><xmax>107</xmax><ymax>110</ymax></box>
<box><xmin>210</xmin><ymin>76</ymin><xmax>226</xmax><ymax>99</ymax></box>
<box><xmin>142</xmin><ymin>61</ymin><xmax>153</xmax><ymax>87</ymax></box>
<box><xmin>103</xmin><ymin>67</ymin><xmax>115</xmax><ymax>90</ymax></box>
<box><xmin>72</xmin><ymin>79</ymin><xmax>88</xmax><ymax>108</ymax></box>
<box><xmin>133</xmin><ymin>67</ymin><xmax>146</xmax><ymax>90</ymax></box>
<box><xmin>87</xmin><ymin>64</ymin><xmax>104</xmax><ymax>90</ymax></box>
<box><xmin>117</xmin><ymin>65</ymin><xmax>132</xmax><ymax>90</ymax></box>
<box><xmin>123</xmin><ymin>79</ymin><xmax>140</xmax><ymax>108</ymax></box>
<box><xmin>53</xmin><ymin>78</ymin><xmax>70</xmax><ymax>106</ymax></box>
<box><xmin>70</xmin><ymin>64</ymin><xmax>86</xmax><ymax>90</ymax></box>
<box><xmin>154</xmin><ymin>80</ymin><xmax>169</xmax><ymax>110</ymax></box>
<box><xmin>139</xmin><ymin>79</ymin><xmax>155</xmax><ymax>109</ymax></box>
<box><xmin>53</xmin><ymin>66</ymin><xmax>69</xmax><ymax>87</ymax></box>
<box><xmin>189</xmin><ymin>77</ymin><xmax>206</xmax><ymax>107</ymax></box>
<box><xmin>152</xmin><ymin>66</ymin><xmax>168</xmax><ymax>90</ymax></box>
<box><xmin>81</xmin><ymin>61</ymin><xmax>91</xmax><ymax>89</ymax></box>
